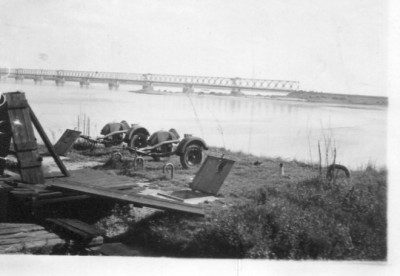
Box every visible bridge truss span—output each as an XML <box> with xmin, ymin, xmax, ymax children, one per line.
<box><xmin>1</xmin><ymin>68</ymin><xmax>299</xmax><ymax>93</ymax></box>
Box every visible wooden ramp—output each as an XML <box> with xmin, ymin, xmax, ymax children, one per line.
<box><xmin>47</xmin><ymin>169</ymin><xmax>205</xmax><ymax>216</ymax></box>
<box><xmin>0</xmin><ymin>223</ymin><xmax>65</xmax><ymax>254</ymax></box>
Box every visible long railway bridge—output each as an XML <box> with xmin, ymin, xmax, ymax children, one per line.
<box><xmin>0</xmin><ymin>68</ymin><xmax>299</xmax><ymax>95</ymax></box>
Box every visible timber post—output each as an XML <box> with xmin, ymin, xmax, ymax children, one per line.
<box><xmin>4</xmin><ymin>92</ymin><xmax>45</xmax><ymax>184</ymax></box>
<box><xmin>27</xmin><ymin>103</ymin><xmax>70</xmax><ymax>177</ymax></box>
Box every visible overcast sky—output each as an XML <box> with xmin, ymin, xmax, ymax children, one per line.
<box><xmin>0</xmin><ymin>0</ymin><xmax>388</xmax><ymax>96</ymax></box>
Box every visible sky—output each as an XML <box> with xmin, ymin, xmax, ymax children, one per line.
<box><xmin>0</xmin><ymin>0</ymin><xmax>388</xmax><ymax>96</ymax></box>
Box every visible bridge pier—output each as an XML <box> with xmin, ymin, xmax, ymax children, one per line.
<box><xmin>15</xmin><ymin>76</ymin><xmax>24</xmax><ymax>82</ymax></box>
<box><xmin>230</xmin><ymin>77</ymin><xmax>243</xmax><ymax>96</ymax></box>
<box><xmin>55</xmin><ymin>78</ymin><xmax>65</xmax><ymax>86</ymax></box>
<box><xmin>80</xmin><ymin>79</ymin><xmax>90</xmax><ymax>88</ymax></box>
<box><xmin>108</xmin><ymin>81</ymin><xmax>119</xmax><ymax>90</ymax></box>
<box><xmin>230</xmin><ymin>87</ymin><xmax>243</xmax><ymax>96</ymax></box>
<box><xmin>33</xmin><ymin>76</ymin><xmax>44</xmax><ymax>85</ymax></box>
<box><xmin>182</xmin><ymin>84</ymin><xmax>194</xmax><ymax>93</ymax></box>
<box><xmin>142</xmin><ymin>82</ymin><xmax>154</xmax><ymax>93</ymax></box>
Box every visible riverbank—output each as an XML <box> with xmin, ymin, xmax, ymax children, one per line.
<box><xmin>55</xmin><ymin>145</ymin><xmax>386</xmax><ymax>260</ymax></box>
<box><xmin>285</xmin><ymin>91</ymin><xmax>388</xmax><ymax>106</ymax></box>
<box><xmin>130</xmin><ymin>88</ymin><xmax>388</xmax><ymax>107</ymax></box>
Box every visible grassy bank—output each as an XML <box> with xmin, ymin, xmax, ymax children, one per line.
<box><xmin>66</xmin><ymin>145</ymin><xmax>386</xmax><ymax>260</ymax></box>
<box><xmin>287</xmin><ymin>91</ymin><xmax>388</xmax><ymax>106</ymax></box>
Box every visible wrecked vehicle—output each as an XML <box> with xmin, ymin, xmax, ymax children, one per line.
<box><xmin>99</xmin><ymin>120</ymin><xmax>131</xmax><ymax>147</ymax></box>
<box><xmin>82</xmin><ymin>122</ymin><xmax>208</xmax><ymax>169</ymax></box>
<box><xmin>126</xmin><ymin>129</ymin><xmax>208</xmax><ymax>169</ymax></box>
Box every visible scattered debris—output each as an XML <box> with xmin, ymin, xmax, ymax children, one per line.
<box><xmin>162</xmin><ymin>163</ymin><xmax>174</xmax><ymax>179</ymax></box>
<box><xmin>326</xmin><ymin>164</ymin><xmax>350</xmax><ymax>179</ymax></box>
<box><xmin>81</xmin><ymin>126</ymin><xmax>208</xmax><ymax>169</ymax></box>
<box><xmin>189</xmin><ymin>155</ymin><xmax>235</xmax><ymax>195</ymax></box>
<box><xmin>280</xmin><ymin>163</ymin><xmax>285</xmax><ymax>177</ymax></box>
<box><xmin>157</xmin><ymin>192</ymin><xmax>184</xmax><ymax>202</ymax></box>
<box><xmin>46</xmin><ymin>218</ymin><xmax>103</xmax><ymax>249</ymax></box>
<box><xmin>0</xmin><ymin>223</ymin><xmax>65</xmax><ymax>254</ymax></box>
<box><xmin>53</xmin><ymin>129</ymin><xmax>81</xmax><ymax>156</ymax></box>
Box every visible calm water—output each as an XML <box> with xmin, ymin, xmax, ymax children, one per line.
<box><xmin>0</xmin><ymin>80</ymin><xmax>387</xmax><ymax>169</ymax></box>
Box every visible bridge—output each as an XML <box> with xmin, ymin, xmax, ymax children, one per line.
<box><xmin>0</xmin><ymin>68</ymin><xmax>299</xmax><ymax>95</ymax></box>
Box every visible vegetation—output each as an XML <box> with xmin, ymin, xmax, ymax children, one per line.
<box><xmin>69</xmin><ymin>144</ymin><xmax>386</xmax><ymax>260</ymax></box>
<box><xmin>287</xmin><ymin>91</ymin><xmax>388</xmax><ymax>106</ymax></box>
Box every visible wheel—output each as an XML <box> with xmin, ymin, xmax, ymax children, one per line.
<box><xmin>180</xmin><ymin>144</ymin><xmax>203</xmax><ymax>169</ymax></box>
<box><xmin>326</xmin><ymin>164</ymin><xmax>350</xmax><ymax>180</ymax></box>
<box><xmin>129</xmin><ymin>134</ymin><xmax>148</xmax><ymax>148</ymax></box>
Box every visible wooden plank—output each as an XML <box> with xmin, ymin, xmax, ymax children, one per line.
<box><xmin>4</xmin><ymin>93</ymin><xmax>28</xmax><ymax>109</ymax></box>
<box><xmin>50</xmin><ymin>179</ymin><xmax>205</xmax><ymax>216</ymax></box>
<box><xmin>47</xmin><ymin>218</ymin><xmax>100</xmax><ymax>238</ymax></box>
<box><xmin>0</xmin><ymin>230</ymin><xmax>52</xmax><ymax>242</ymax></box>
<box><xmin>67</xmin><ymin>169</ymin><xmax>138</xmax><ymax>188</ymax></box>
<box><xmin>47</xmin><ymin>220</ymin><xmax>93</xmax><ymax>239</ymax></box>
<box><xmin>157</xmin><ymin>193</ymin><xmax>185</xmax><ymax>202</ymax></box>
<box><xmin>35</xmin><ymin>191</ymin><xmax>64</xmax><ymax>199</ymax></box>
<box><xmin>5</xmin><ymin>94</ymin><xmax>36</xmax><ymax>152</ymax></box>
<box><xmin>54</xmin><ymin>129</ymin><xmax>81</xmax><ymax>156</ymax></box>
<box><xmin>0</xmin><ymin>225</ymin><xmax>44</xmax><ymax>235</ymax></box>
<box><xmin>107</xmin><ymin>183</ymin><xmax>140</xmax><ymax>190</ymax></box>
<box><xmin>46</xmin><ymin>218</ymin><xmax>103</xmax><ymax>248</ymax></box>
<box><xmin>17</xmin><ymin>151</ymin><xmax>42</xmax><ymax>168</ymax></box>
<box><xmin>0</xmin><ymin>231</ymin><xmax>59</xmax><ymax>245</ymax></box>
<box><xmin>190</xmin><ymin>155</ymin><xmax>235</xmax><ymax>195</ymax></box>
<box><xmin>5</xmin><ymin>92</ymin><xmax>44</xmax><ymax>184</ymax></box>
<box><xmin>0</xmin><ymin>223</ymin><xmax>45</xmax><ymax>229</ymax></box>
<box><xmin>0</xmin><ymin>237</ymin><xmax>64</xmax><ymax>254</ymax></box>
<box><xmin>28</xmin><ymin>103</ymin><xmax>70</xmax><ymax>177</ymax></box>
<box><xmin>33</xmin><ymin>195</ymin><xmax>92</xmax><ymax>206</ymax></box>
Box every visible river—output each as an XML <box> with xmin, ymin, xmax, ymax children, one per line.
<box><xmin>0</xmin><ymin>79</ymin><xmax>387</xmax><ymax>169</ymax></box>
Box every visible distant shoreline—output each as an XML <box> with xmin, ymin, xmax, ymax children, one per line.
<box><xmin>129</xmin><ymin>89</ymin><xmax>388</xmax><ymax>107</ymax></box>
<box><xmin>285</xmin><ymin>91</ymin><xmax>388</xmax><ymax>107</ymax></box>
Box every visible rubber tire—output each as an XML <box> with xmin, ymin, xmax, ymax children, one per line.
<box><xmin>180</xmin><ymin>144</ymin><xmax>203</xmax><ymax>169</ymax></box>
<box><xmin>129</xmin><ymin>134</ymin><xmax>148</xmax><ymax>148</ymax></box>
<box><xmin>326</xmin><ymin>164</ymin><xmax>350</xmax><ymax>180</ymax></box>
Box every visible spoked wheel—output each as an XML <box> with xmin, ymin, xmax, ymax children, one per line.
<box><xmin>180</xmin><ymin>144</ymin><xmax>203</xmax><ymax>169</ymax></box>
<box><xmin>129</xmin><ymin>134</ymin><xmax>148</xmax><ymax>148</ymax></box>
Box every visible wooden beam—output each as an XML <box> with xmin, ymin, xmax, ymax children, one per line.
<box><xmin>46</xmin><ymin>218</ymin><xmax>101</xmax><ymax>239</ymax></box>
<box><xmin>33</xmin><ymin>195</ymin><xmax>92</xmax><ymax>206</ymax></box>
<box><xmin>157</xmin><ymin>193</ymin><xmax>185</xmax><ymax>202</ymax></box>
<box><xmin>50</xmin><ymin>179</ymin><xmax>205</xmax><ymax>216</ymax></box>
<box><xmin>5</xmin><ymin>92</ymin><xmax>45</xmax><ymax>184</ymax></box>
<box><xmin>27</xmin><ymin>103</ymin><xmax>69</xmax><ymax>177</ymax></box>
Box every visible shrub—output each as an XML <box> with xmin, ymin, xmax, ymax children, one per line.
<box><xmin>123</xmin><ymin>167</ymin><xmax>386</xmax><ymax>260</ymax></box>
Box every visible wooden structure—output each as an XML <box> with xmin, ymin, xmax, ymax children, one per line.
<box><xmin>53</xmin><ymin>129</ymin><xmax>81</xmax><ymax>156</ymax></box>
<box><xmin>46</xmin><ymin>218</ymin><xmax>103</xmax><ymax>249</ymax></box>
<box><xmin>5</xmin><ymin>92</ymin><xmax>45</xmax><ymax>183</ymax></box>
<box><xmin>48</xmin><ymin>169</ymin><xmax>205</xmax><ymax>215</ymax></box>
<box><xmin>3</xmin><ymin>92</ymin><xmax>69</xmax><ymax>184</ymax></box>
<box><xmin>0</xmin><ymin>91</ymin><xmax>208</xmax><ymax>254</ymax></box>
<box><xmin>0</xmin><ymin>223</ymin><xmax>65</xmax><ymax>254</ymax></box>
<box><xmin>0</xmin><ymin>91</ymin><xmax>203</xmax><ymax>215</ymax></box>
<box><xmin>190</xmin><ymin>155</ymin><xmax>235</xmax><ymax>195</ymax></box>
